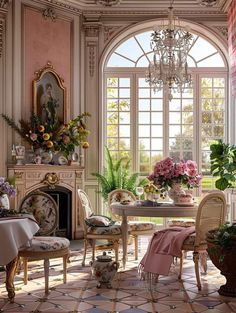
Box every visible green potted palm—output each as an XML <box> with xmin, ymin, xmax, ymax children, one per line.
<box><xmin>92</xmin><ymin>146</ymin><xmax>148</xmax><ymax>202</ymax></box>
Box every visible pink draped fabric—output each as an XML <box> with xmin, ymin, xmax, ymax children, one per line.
<box><xmin>140</xmin><ymin>226</ymin><xmax>195</xmax><ymax>276</ymax></box>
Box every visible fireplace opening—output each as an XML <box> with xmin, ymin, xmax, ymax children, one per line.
<box><xmin>40</xmin><ymin>186</ymin><xmax>72</xmax><ymax>239</ymax></box>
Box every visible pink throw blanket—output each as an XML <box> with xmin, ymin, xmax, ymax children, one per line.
<box><xmin>140</xmin><ymin>226</ymin><xmax>195</xmax><ymax>276</ymax></box>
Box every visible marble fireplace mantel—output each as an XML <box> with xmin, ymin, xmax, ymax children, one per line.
<box><xmin>7</xmin><ymin>164</ymin><xmax>84</xmax><ymax>239</ymax></box>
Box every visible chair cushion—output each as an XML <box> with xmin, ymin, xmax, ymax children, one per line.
<box><xmin>88</xmin><ymin>224</ymin><xmax>121</xmax><ymax>235</ymax></box>
<box><xmin>22</xmin><ymin>236</ymin><xmax>70</xmax><ymax>252</ymax></box>
<box><xmin>85</xmin><ymin>215</ymin><xmax>115</xmax><ymax>227</ymax></box>
<box><xmin>168</xmin><ymin>220</ymin><xmax>195</xmax><ymax>228</ymax></box>
<box><xmin>128</xmin><ymin>221</ymin><xmax>156</xmax><ymax>231</ymax></box>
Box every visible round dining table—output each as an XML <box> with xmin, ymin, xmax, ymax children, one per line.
<box><xmin>0</xmin><ymin>216</ymin><xmax>39</xmax><ymax>302</ymax></box>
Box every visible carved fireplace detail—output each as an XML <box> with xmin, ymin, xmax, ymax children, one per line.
<box><xmin>7</xmin><ymin>164</ymin><xmax>84</xmax><ymax>239</ymax></box>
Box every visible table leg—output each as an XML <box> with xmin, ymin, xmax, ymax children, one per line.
<box><xmin>5</xmin><ymin>256</ymin><xmax>18</xmax><ymax>303</ymax></box>
<box><xmin>121</xmin><ymin>215</ymin><xmax>128</xmax><ymax>268</ymax></box>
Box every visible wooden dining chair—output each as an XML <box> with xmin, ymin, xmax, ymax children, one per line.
<box><xmin>18</xmin><ymin>190</ymin><xmax>70</xmax><ymax>294</ymax></box>
<box><xmin>179</xmin><ymin>190</ymin><xmax>227</xmax><ymax>290</ymax></box>
<box><xmin>78</xmin><ymin>189</ymin><xmax>122</xmax><ymax>266</ymax></box>
<box><xmin>108</xmin><ymin>189</ymin><xmax>156</xmax><ymax>260</ymax></box>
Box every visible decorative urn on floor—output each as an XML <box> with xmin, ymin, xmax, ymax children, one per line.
<box><xmin>90</xmin><ymin>252</ymin><xmax>119</xmax><ymax>288</ymax></box>
<box><xmin>206</xmin><ymin>227</ymin><xmax>236</xmax><ymax>297</ymax></box>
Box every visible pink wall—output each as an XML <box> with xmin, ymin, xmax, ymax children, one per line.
<box><xmin>24</xmin><ymin>7</ymin><xmax>71</xmax><ymax>120</ymax></box>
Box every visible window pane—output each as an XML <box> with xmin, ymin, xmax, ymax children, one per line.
<box><xmin>169</xmin><ymin>112</ymin><xmax>181</xmax><ymax>124</ymax></box>
<box><xmin>115</xmin><ymin>37</ymin><xmax>143</xmax><ymax>62</ymax></box>
<box><xmin>120</xmin><ymin>125</ymin><xmax>130</xmax><ymax>137</ymax></box>
<box><xmin>139</xmin><ymin>125</ymin><xmax>150</xmax><ymax>137</ymax></box>
<box><xmin>139</xmin><ymin>99</ymin><xmax>150</xmax><ymax>111</ymax></box>
<box><xmin>107</xmin><ymin>53</ymin><xmax>135</xmax><ymax>67</ymax></box>
<box><xmin>139</xmin><ymin>112</ymin><xmax>150</xmax><ymax>124</ymax></box>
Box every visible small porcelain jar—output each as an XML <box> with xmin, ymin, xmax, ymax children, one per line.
<box><xmin>90</xmin><ymin>252</ymin><xmax>119</xmax><ymax>288</ymax></box>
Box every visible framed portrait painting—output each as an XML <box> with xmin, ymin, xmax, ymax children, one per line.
<box><xmin>33</xmin><ymin>62</ymin><xmax>67</xmax><ymax>124</ymax></box>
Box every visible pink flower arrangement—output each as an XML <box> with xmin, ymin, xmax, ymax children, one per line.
<box><xmin>148</xmin><ymin>157</ymin><xmax>202</xmax><ymax>190</ymax></box>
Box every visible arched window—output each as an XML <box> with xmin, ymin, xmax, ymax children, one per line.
<box><xmin>104</xmin><ymin>28</ymin><xmax>228</xmax><ymax>192</ymax></box>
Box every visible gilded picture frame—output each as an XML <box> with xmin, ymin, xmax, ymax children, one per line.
<box><xmin>33</xmin><ymin>62</ymin><xmax>67</xmax><ymax>124</ymax></box>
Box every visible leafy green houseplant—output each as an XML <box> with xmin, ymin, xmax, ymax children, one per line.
<box><xmin>206</xmin><ymin>223</ymin><xmax>236</xmax><ymax>296</ymax></box>
<box><xmin>210</xmin><ymin>139</ymin><xmax>236</xmax><ymax>190</ymax></box>
<box><xmin>92</xmin><ymin>146</ymin><xmax>148</xmax><ymax>201</ymax></box>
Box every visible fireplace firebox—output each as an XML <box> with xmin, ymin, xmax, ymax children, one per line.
<box><xmin>7</xmin><ymin>164</ymin><xmax>84</xmax><ymax>239</ymax></box>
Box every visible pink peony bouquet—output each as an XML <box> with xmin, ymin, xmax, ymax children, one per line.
<box><xmin>148</xmin><ymin>157</ymin><xmax>202</xmax><ymax>190</ymax></box>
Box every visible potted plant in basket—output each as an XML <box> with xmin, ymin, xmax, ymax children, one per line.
<box><xmin>206</xmin><ymin>223</ymin><xmax>236</xmax><ymax>297</ymax></box>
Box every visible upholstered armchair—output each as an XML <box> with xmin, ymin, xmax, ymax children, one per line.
<box><xmin>18</xmin><ymin>190</ymin><xmax>70</xmax><ymax>294</ymax></box>
<box><xmin>78</xmin><ymin>189</ymin><xmax>122</xmax><ymax>266</ymax></box>
<box><xmin>108</xmin><ymin>189</ymin><xmax>156</xmax><ymax>260</ymax></box>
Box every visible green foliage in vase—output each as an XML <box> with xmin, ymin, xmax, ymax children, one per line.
<box><xmin>92</xmin><ymin>146</ymin><xmax>148</xmax><ymax>201</ymax></box>
<box><xmin>210</xmin><ymin>139</ymin><xmax>236</xmax><ymax>190</ymax></box>
<box><xmin>2</xmin><ymin>112</ymin><xmax>91</xmax><ymax>157</ymax></box>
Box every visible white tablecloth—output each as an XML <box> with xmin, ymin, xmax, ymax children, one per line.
<box><xmin>0</xmin><ymin>217</ymin><xmax>40</xmax><ymax>265</ymax></box>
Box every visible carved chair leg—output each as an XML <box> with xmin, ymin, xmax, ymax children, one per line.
<box><xmin>63</xmin><ymin>254</ymin><xmax>67</xmax><ymax>284</ymax></box>
<box><xmin>23</xmin><ymin>257</ymin><xmax>28</xmax><ymax>285</ymax></box>
<box><xmin>82</xmin><ymin>239</ymin><xmax>88</xmax><ymax>267</ymax></box>
<box><xmin>134</xmin><ymin>235</ymin><xmax>138</xmax><ymax>260</ymax></box>
<box><xmin>193</xmin><ymin>251</ymin><xmax>201</xmax><ymax>290</ymax></box>
<box><xmin>178</xmin><ymin>251</ymin><xmax>184</xmax><ymax>279</ymax></box>
<box><xmin>199</xmin><ymin>251</ymin><xmax>208</xmax><ymax>274</ymax></box>
<box><xmin>92</xmin><ymin>240</ymin><xmax>96</xmax><ymax>261</ymax></box>
<box><xmin>44</xmin><ymin>259</ymin><xmax>50</xmax><ymax>295</ymax></box>
<box><xmin>114</xmin><ymin>240</ymin><xmax>119</xmax><ymax>263</ymax></box>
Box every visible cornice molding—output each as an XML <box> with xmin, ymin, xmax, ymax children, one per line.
<box><xmin>42</xmin><ymin>7</ymin><xmax>57</xmax><ymax>21</ymax></box>
<box><xmin>218</xmin><ymin>0</ymin><xmax>232</xmax><ymax>12</ymax></box>
<box><xmin>215</xmin><ymin>25</ymin><xmax>228</xmax><ymax>39</ymax></box>
<box><xmin>96</xmin><ymin>0</ymin><xmax>121</xmax><ymax>6</ymax></box>
<box><xmin>31</xmin><ymin>0</ymin><xmax>82</xmax><ymax>14</ymax></box>
<box><xmin>0</xmin><ymin>0</ymin><xmax>9</xmax><ymax>9</ymax></box>
<box><xmin>83</xmin><ymin>9</ymin><xmax>226</xmax><ymax>16</ymax></box>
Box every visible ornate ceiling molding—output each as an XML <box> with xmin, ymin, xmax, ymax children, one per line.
<box><xmin>198</xmin><ymin>0</ymin><xmax>218</xmax><ymax>6</ymax></box>
<box><xmin>42</xmin><ymin>7</ymin><xmax>57</xmax><ymax>21</ymax></box>
<box><xmin>103</xmin><ymin>25</ymin><xmax>121</xmax><ymax>43</ymax></box>
<box><xmin>215</xmin><ymin>25</ymin><xmax>228</xmax><ymax>39</ymax></box>
<box><xmin>0</xmin><ymin>0</ymin><xmax>9</xmax><ymax>9</ymax></box>
<box><xmin>96</xmin><ymin>0</ymin><xmax>121</xmax><ymax>6</ymax></box>
<box><xmin>31</xmin><ymin>0</ymin><xmax>82</xmax><ymax>14</ymax></box>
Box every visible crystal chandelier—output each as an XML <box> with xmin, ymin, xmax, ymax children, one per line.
<box><xmin>146</xmin><ymin>0</ymin><xmax>193</xmax><ymax>101</ymax></box>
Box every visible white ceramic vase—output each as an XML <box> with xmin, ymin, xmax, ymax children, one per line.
<box><xmin>0</xmin><ymin>194</ymin><xmax>10</xmax><ymax>210</ymax></box>
<box><xmin>168</xmin><ymin>182</ymin><xmax>185</xmax><ymax>203</ymax></box>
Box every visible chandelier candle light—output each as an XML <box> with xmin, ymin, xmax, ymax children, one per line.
<box><xmin>146</xmin><ymin>0</ymin><xmax>193</xmax><ymax>101</ymax></box>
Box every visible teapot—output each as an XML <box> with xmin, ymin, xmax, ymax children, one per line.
<box><xmin>90</xmin><ymin>252</ymin><xmax>119</xmax><ymax>288</ymax></box>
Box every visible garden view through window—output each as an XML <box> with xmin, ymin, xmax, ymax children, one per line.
<box><xmin>104</xmin><ymin>29</ymin><xmax>227</xmax><ymax>212</ymax></box>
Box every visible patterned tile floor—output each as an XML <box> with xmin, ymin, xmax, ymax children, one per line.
<box><xmin>0</xmin><ymin>237</ymin><xmax>236</xmax><ymax>313</ymax></box>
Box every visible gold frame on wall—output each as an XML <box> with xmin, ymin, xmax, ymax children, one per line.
<box><xmin>33</xmin><ymin>62</ymin><xmax>67</xmax><ymax>123</ymax></box>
